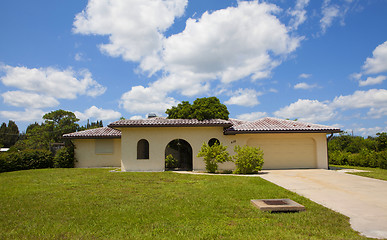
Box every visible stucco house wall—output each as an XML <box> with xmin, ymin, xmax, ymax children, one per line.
<box><xmin>117</xmin><ymin>127</ymin><xmax>328</xmax><ymax>171</ymax></box>
<box><xmin>73</xmin><ymin>138</ymin><xmax>121</xmax><ymax>168</ymax></box>
<box><xmin>119</xmin><ymin>126</ymin><xmax>229</xmax><ymax>171</ymax></box>
<box><xmin>64</xmin><ymin>117</ymin><xmax>339</xmax><ymax>171</ymax></box>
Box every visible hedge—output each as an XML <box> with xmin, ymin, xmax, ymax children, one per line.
<box><xmin>329</xmin><ymin>149</ymin><xmax>387</xmax><ymax>169</ymax></box>
<box><xmin>0</xmin><ymin>149</ymin><xmax>53</xmax><ymax>173</ymax></box>
<box><xmin>0</xmin><ymin>146</ymin><xmax>75</xmax><ymax>173</ymax></box>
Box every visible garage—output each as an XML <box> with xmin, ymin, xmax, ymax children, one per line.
<box><xmin>247</xmin><ymin>137</ymin><xmax>317</xmax><ymax>169</ymax></box>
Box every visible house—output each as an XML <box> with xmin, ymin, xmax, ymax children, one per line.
<box><xmin>63</xmin><ymin>117</ymin><xmax>341</xmax><ymax>171</ymax></box>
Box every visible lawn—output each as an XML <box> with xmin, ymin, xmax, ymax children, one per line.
<box><xmin>0</xmin><ymin>168</ymin><xmax>367</xmax><ymax>239</ymax></box>
<box><xmin>330</xmin><ymin>165</ymin><xmax>387</xmax><ymax>181</ymax></box>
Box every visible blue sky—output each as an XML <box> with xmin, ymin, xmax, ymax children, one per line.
<box><xmin>0</xmin><ymin>0</ymin><xmax>386</xmax><ymax>136</ymax></box>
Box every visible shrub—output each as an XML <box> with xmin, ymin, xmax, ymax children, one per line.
<box><xmin>329</xmin><ymin>150</ymin><xmax>351</xmax><ymax>165</ymax></box>
<box><xmin>0</xmin><ymin>149</ymin><xmax>53</xmax><ymax>173</ymax></box>
<box><xmin>53</xmin><ymin>146</ymin><xmax>75</xmax><ymax>168</ymax></box>
<box><xmin>165</xmin><ymin>154</ymin><xmax>178</xmax><ymax>169</ymax></box>
<box><xmin>197</xmin><ymin>142</ymin><xmax>231</xmax><ymax>173</ymax></box>
<box><xmin>233</xmin><ymin>145</ymin><xmax>264</xmax><ymax>174</ymax></box>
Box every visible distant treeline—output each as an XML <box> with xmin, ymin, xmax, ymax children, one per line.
<box><xmin>328</xmin><ymin>132</ymin><xmax>387</xmax><ymax>169</ymax></box>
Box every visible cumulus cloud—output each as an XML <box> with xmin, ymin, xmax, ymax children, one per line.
<box><xmin>332</xmin><ymin>89</ymin><xmax>387</xmax><ymax>110</ymax></box>
<box><xmin>225</xmin><ymin>89</ymin><xmax>261</xmax><ymax>107</ymax></box>
<box><xmin>236</xmin><ymin>112</ymin><xmax>267</xmax><ymax>121</ymax></box>
<box><xmin>75</xmin><ymin>106</ymin><xmax>122</xmax><ymax>121</ymax></box>
<box><xmin>73</xmin><ymin>0</ymin><xmax>187</xmax><ymax>68</ymax></box>
<box><xmin>274</xmin><ymin>99</ymin><xmax>336</xmax><ymax>122</ymax></box>
<box><xmin>0</xmin><ymin>65</ymin><xmax>106</xmax><ymax>111</ymax></box>
<box><xmin>294</xmin><ymin>82</ymin><xmax>318</xmax><ymax>90</ymax></box>
<box><xmin>162</xmin><ymin>1</ymin><xmax>301</xmax><ymax>85</ymax></box>
<box><xmin>359</xmin><ymin>75</ymin><xmax>387</xmax><ymax>86</ymax></box>
<box><xmin>356</xmin><ymin>126</ymin><xmax>387</xmax><ymax>137</ymax></box>
<box><xmin>0</xmin><ymin>65</ymin><xmax>106</xmax><ymax>99</ymax></box>
<box><xmin>101</xmin><ymin>1</ymin><xmax>302</xmax><ymax>114</ymax></box>
<box><xmin>0</xmin><ymin>109</ymin><xmax>45</xmax><ymax>122</ymax></box>
<box><xmin>120</xmin><ymin>86</ymin><xmax>179</xmax><ymax>114</ymax></box>
<box><xmin>2</xmin><ymin>91</ymin><xmax>59</xmax><ymax>108</ymax></box>
<box><xmin>362</xmin><ymin>41</ymin><xmax>387</xmax><ymax>75</ymax></box>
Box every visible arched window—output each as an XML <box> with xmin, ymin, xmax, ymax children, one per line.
<box><xmin>137</xmin><ymin>139</ymin><xmax>149</xmax><ymax>159</ymax></box>
<box><xmin>208</xmin><ymin>138</ymin><xmax>220</xmax><ymax>147</ymax></box>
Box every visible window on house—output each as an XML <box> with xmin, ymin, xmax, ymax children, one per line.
<box><xmin>208</xmin><ymin>138</ymin><xmax>220</xmax><ymax>146</ymax></box>
<box><xmin>95</xmin><ymin>139</ymin><xmax>114</xmax><ymax>154</ymax></box>
<box><xmin>137</xmin><ymin>139</ymin><xmax>149</xmax><ymax>159</ymax></box>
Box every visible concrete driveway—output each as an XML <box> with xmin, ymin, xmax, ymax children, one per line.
<box><xmin>259</xmin><ymin>169</ymin><xmax>387</xmax><ymax>239</ymax></box>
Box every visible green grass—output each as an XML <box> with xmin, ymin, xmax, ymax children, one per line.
<box><xmin>0</xmin><ymin>169</ymin><xmax>368</xmax><ymax>239</ymax></box>
<box><xmin>330</xmin><ymin>164</ymin><xmax>387</xmax><ymax>181</ymax></box>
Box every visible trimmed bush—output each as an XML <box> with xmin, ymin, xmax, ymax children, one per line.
<box><xmin>233</xmin><ymin>145</ymin><xmax>264</xmax><ymax>174</ymax></box>
<box><xmin>53</xmin><ymin>146</ymin><xmax>75</xmax><ymax>168</ymax></box>
<box><xmin>197</xmin><ymin>142</ymin><xmax>231</xmax><ymax>173</ymax></box>
<box><xmin>0</xmin><ymin>149</ymin><xmax>53</xmax><ymax>173</ymax></box>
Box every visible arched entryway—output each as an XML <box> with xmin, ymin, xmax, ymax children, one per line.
<box><xmin>165</xmin><ymin>139</ymin><xmax>193</xmax><ymax>171</ymax></box>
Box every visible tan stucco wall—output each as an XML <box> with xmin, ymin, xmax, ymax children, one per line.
<box><xmin>117</xmin><ymin>127</ymin><xmax>328</xmax><ymax>171</ymax></box>
<box><xmin>73</xmin><ymin>139</ymin><xmax>121</xmax><ymax>168</ymax></box>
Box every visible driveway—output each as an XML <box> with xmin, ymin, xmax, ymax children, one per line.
<box><xmin>259</xmin><ymin>169</ymin><xmax>387</xmax><ymax>239</ymax></box>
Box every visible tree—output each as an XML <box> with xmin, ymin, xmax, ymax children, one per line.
<box><xmin>43</xmin><ymin>109</ymin><xmax>79</xmax><ymax>143</ymax></box>
<box><xmin>197</xmin><ymin>142</ymin><xmax>231</xmax><ymax>173</ymax></box>
<box><xmin>166</xmin><ymin>97</ymin><xmax>229</xmax><ymax>120</ymax></box>
<box><xmin>0</xmin><ymin>121</ymin><xmax>20</xmax><ymax>148</ymax></box>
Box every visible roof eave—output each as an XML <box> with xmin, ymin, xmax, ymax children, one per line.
<box><xmin>224</xmin><ymin>129</ymin><xmax>342</xmax><ymax>135</ymax></box>
<box><xmin>62</xmin><ymin>136</ymin><xmax>121</xmax><ymax>139</ymax></box>
<box><xmin>108</xmin><ymin>123</ymin><xmax>233</xmax><ymax>128</ymax></box>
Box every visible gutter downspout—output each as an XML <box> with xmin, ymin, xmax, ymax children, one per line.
<box><xmin>326</xmin><ymin>133</ymin><xmax>334</xmax><ymax>169</ymax></box>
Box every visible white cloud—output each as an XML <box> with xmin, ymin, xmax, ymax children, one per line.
<box><xmin>73</xmin><ymin>0</ymin><xmax>187</xmax><ymax>66</ymax></box>
<box><xmin>75</xmin><ymin>106</ymin><xmax>121</xmax><ymax>121</ymax></box>
<box><xmin>332</xmin><ymin>89</ymin><xmax>387</xmax><ymax>110</ymax></box>
<box><xmin>299</xmin><ymin>73</ymin><xmax>311</xmax><ymax>79</ymax></box>
<box><xmin>320</xmin><ymin>0</ymin><xmax>340</xmax><ymax>33</ymax></box>
<box><xmin>294</xmin><ymin>82</ymin><xmax>318</xmax><ymax>90</ymax></box>
<box><xmin>73</xmin><ymin>1</ymin><xmax>303</xmax><ymax>107</ymax></box>
<box><xmin>362</xmin><ymin>41</ymin><xmax>387</xmax><ymax>75</ymax></box>
<box><xmin>0</xmin><ymin>65</ymin><xmax>106</xmax><ymax>100</ymax></box>
<box><xmin>359</xmin><ymin>75</ymin><xmax>387</xmax><ymax>86</ymax></box>
<box><xmin>367</xmin><ymin>106</ymin><xmax>387</xmax><ymax>119</ymax></box>
<box><xmin>162</xmin><ymin>1</ymin><xmax>302</xmax><ymax>85</ymax></box>
<box><xmin>0</xmin><ymin>109</ymin><xmax>45</xmax><ymax>122</ymax></box>
<box><xmin>129</xmin><ymin>115</ymin><xmax>144</xmax><ymax>120</ymax></box>
<box><xmin>120</xmin><ymin>86</ymin><xmax>179</xmax><ymax>114</ymax></box>
<box><xmin>225</xmin><ymin>89</ymin><xmax>261</xmax><ymax>107</ymax></box>
<box><xmin>236</xmin><ymin>112</ymin><xmax>267</xmax><ymax>121</ymax></box>
<box><xmin>288</xmin><ymin>0</ymin><xmax>310</xmax><ymax>30</ymax></box>
<box><xmin>2</xmin><ymin>91</ymin><xmax>59</xmax><ymax>108</ymax></box>
<box><xmin>356</xmin><ymin>126</ymin><xmax>387</xmax><ymax>137</ymax></box>
<box><xmin>274</xmin><ymin>99</ymin><xmax>336</xmax><ymax>122</ymax></box>
<box><xmin>74</xmin><ymin>52</ymin><xmax>89</xmax><ymax>62</ymax></box>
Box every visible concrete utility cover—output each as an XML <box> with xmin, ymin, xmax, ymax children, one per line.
<box><xmin>259</xmin><ymin>169</ymin><xmax>387</xmax><ymax>239</ymax></box>
<box><xmin>251</xmin><ymin>199</ymin><xmax>305</xmax><ymax>212</ymax></box>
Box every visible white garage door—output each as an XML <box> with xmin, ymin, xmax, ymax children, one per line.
<box><xmin>247</xmin><ymin>138</ymin><xmax>317</xmax><ymax>169</ymax></box>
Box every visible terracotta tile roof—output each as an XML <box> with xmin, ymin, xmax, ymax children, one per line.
<box><xmin>108</xmin><ymin>117</ymin><xmax>233</xmax><ymax>128</ymax></box>
<box><xmin>62</xmin><ymin>127</ymin><xmax>121</xmax><ymax>139</ymax></box>
<box><xmin>224</xmin><ymin>117</ymin><xmax>341</xmax><ymax>134</ymax></box>
<box><xmin>63</xmin><ymin>117</ymin><xmax>341</xmax><ymax>138</ymax></box>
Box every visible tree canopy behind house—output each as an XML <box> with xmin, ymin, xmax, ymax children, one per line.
<box><xmin>0</xmin><ymin>120</ymin><xmax>19</xmax><ymax>148</ymax></box>
<box><xmin>166</xmin><ymin>97</ymin><xmax>229</xmax><ymax>120</ymax></box>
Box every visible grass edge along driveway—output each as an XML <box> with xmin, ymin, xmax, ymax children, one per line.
<box><xmin>0</xmin><ymin>168</ymin><xmax>369</xmax><ymax>239</ymax></box>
